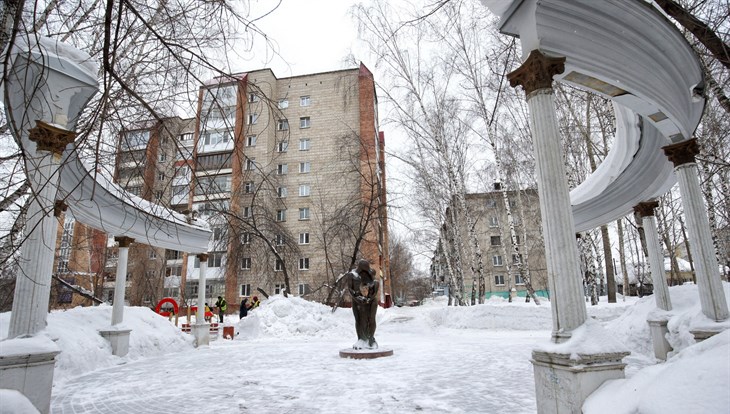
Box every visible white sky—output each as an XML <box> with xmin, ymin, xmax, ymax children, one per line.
<box><xmin>235</xmin><ymin>1</ymin><xmax>368</xmax><ymax>78</ymax></box>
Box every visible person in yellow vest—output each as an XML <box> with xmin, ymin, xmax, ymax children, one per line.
<box><xmin>250</xmin><ymin>296</ymin><xmax>261</xmax><ymax>310</ymax></box>
<box><xmin>215</xmin><ymin>296</ymin><xmax>227</xmax><ymax>324</ymax></box>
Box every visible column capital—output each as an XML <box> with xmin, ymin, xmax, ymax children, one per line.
<box><xmin>634</xmin><ymin>201</ymin><xmax>659</xmax><ymax>218</ymax></box>
<box><xmin>114</xmin><ymin>236</ymin><xmax>135</xmax><ymax>248</ymax></box>
<box><xmin>662</xmin><ymin>138</ymin><xmax>699</xmax><ymax>167</ymax></box>
<box><xmin>197</xmin><ymin>253</ymin><xmax>209</xmax><ymax>261</ymax></box>
<box><xmin>54</xmin><ymin>200</ymin><xmax>68</xmax><ymax>217</ymax></box>
<box><xmin>507</xmin><ymin>50</ymin><xmax>566</xmax><ymax>95</ymax></box>
<box><xmin>28</xmin><ymin>121</ymin><xmax>76</xmax><ymax>155</ymax></box>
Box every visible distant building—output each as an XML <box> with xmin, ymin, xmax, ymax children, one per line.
<box><xmin>98</xmin><ymin>65</ymin><xmax>390</xmax><ymax>310</ymax></box>
<box><xmin>431</xmin><ymin>188</ymin><xmax>548</xmax><ymax>302</ymax></box>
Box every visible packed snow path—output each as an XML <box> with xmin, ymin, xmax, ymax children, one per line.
<box><xmin>50</xmin><ymin>319</ymin><xmax>545</xmax><ymax>413</ymax></box>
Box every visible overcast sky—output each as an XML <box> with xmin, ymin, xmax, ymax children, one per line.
<box><xmin>236</xmin><ymin>1</ymin><xmax>368</xmax><ymax>78</ymax></box>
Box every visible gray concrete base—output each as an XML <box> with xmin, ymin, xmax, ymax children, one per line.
<box><xmin>99</xmin><ymin>328</ymin><xmax>132</xmax><ymax>357</ymax></box>
<box><xmin>532</xmin><ymin>350</ymin><xmax>630</xmax><ymax>414</ymax></box>
<box><xmin>191</xmin><ymin>323</ymin><xmax>210</xmax><ymax>347</ymax></box>
<box><xmin>0</xmin><ymin>338</ymin><xmax>60</xmax><ymax>414</ymax></box>
<box><xmin>691</xmin><ymin>327</ymin><xmax>725</xmax><ymax>342</ymax></box>
<box><xmin>647</xmin><ymin>318</ymin><xmax>672</xmax><ymax>360</ymax></box>
<box><xmin>339</xmin><ymin>348</ymin><xmax>394</xmax><ymax>359</ymax></box>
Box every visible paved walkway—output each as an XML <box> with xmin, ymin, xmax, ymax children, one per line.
<box><xmin>51</xmin><ymin>324</ymin><xmax>545</xmax><ymax>413</ymax></box>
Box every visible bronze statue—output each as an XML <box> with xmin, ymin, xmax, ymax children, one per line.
<box><xmin>340</xmin><ymin>259</ymin><xmax>379</xmax><ymax>349</ymax></box>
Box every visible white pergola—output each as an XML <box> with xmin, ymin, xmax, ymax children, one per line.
<box><xmin>480</xmin><ymin>1</ymin><xmax>728</xmax><ymax>412</ymax></box>
<box><xmin>1</xmin><ymin>36</ymin><xmax>212</xmax><ymax>413</ymax></box>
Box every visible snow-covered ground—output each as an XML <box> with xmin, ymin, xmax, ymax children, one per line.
<box><xmin>0</xmin><ymin>283</ymin><xmax>728</xmax><ymax>413</ymax></box>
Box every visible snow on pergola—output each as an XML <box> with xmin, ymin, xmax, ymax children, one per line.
<box><xmin>482</xmin><ymin>0</ymin><xmax>705</xmax><ymax>231</ymax></box>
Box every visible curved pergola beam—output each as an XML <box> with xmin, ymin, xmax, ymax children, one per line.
<box><xmin>58</xmin><ymin>147</ymin><xmax>211</xmax><ymax>253</ymax></box>
<box><xmin>482</xmin><ymin>0</ymin><xmax>705</xmax><ymax>230</ymax></box>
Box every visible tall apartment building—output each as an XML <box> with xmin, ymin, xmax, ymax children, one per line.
<box><xmin>431</xmin><ymin>188</ymin><xmax>548</xmax><ymax>301</ymax></box>
<box><xmin>108</xmin><ymin>64</ymin><xmax>390</xmax><ymax>310</ymax></box>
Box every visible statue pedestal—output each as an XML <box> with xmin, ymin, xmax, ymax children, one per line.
<box><xmin>0</xmin><ymin>336</ymin><xmax>60</xmax><ymax>414</ymax></box>
<box><xmin>99</xmin><ymin>327</ymin><xmax>132</xmax><ymax>357</ymax></box>
<box><xmin>531</xmin><ymin>350</ymin><xmax>629</xmax><ymax>414</ymax></box>
<box><xmin>339</xmin><ymin>348</ymin><xmax>393</xmax><ymax>359</ymax></box>
<box><xmin>191</xmin><ymin>323</ymin><xmax>210</xmax><ymax>347</ymax></box>
<box><xmin>647</xmin><ymin>317</ymin><xmax>672</xmax><ymax>360</ymax></box>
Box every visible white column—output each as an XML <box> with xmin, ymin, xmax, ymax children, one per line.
<box><xmin>8</xmin><ymin>132</ymin><xmax>70</xmax><ymax>339</ymax></box>
<box><xmin>508</xmin><ymin>50</ymin><xmax>587</xmax><ymax>343</ymax></box>
<box><xmin>664</xmin><ymin>140</ymin><xmax>729</xmax><ymax>322</ymax></box>
<box><xmin>111</xmin><ymin>237</ymin><xmax>133</xmax><ymax>325</ymax></box>
<box><xmin>197</xmin><ymin>254</ymin><xmax>208</xmax><ymax>322</ymax></box>
<box><xmin>635</xmin><ymin>202</ymin><xmax>672</xmax><ymax>311</ymax></box>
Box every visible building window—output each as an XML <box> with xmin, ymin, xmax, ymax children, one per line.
<box><xmin>277</xmin><ymin>141</ymin><xmax>288</xmax><ymax>152</ymax></box>
<box><xmin>275</xmin><ymin>283</ymin><xmax>286</xmax><ymax>293</ymax></box>
<box><xmin>149</xmin><ymin>249</ymin><xmax>157</xmax><ymax>259</ymax></box>
<box><xmin>244</xmin><ymin>182</ymin><xmax>254</xmax><ymax>194</ymax></box>
<box><xmin>492</xmin><ymin>255</ymin><xmax>503</xmax><ymax>266</ymax></box>
<box><xmin>179</xmin><ymin>132</ymin><xmax>193</xmax><ymax>142</ymax></box>
<box><xmin>299</xmin><ymin>184</ymin><xmax>310</xmax><ymax>197</ymax></box>
<box><xmin>490</xmin><ymin>236</ymin><xmax>501</xmax><ymax>246</ymax></box>
<box><xmin>275</xmin><ymin>260</ymin><xmax>284</xmax><ymax>272</ymax></box>
<box><xmin>159</xmin><ymin>152</ymin><xmax>167</xmax><ymax>162</ymax></box>
<box><xmin>299</xmin><ymin>232</ymin><xmax>310</xmax><ymax>244</ymax></box>
<box><xmin>246</xmin><ymin>135</ymin><xmax>257</xmax><ymax>146</ymax></box>
<box><xmin>515</xmin><ymin>235</ymin><xmax>521</xmax><ymax>244</ymax></box>
<box><xmin>299</xmin><ymin>207</ymin><xmax>310</xmax><ymax>220</ymax></box>
<box><xmin>278</xmin><ymin>99</ymin><xmax>289</xmax><ymax>109</ymax></box>
<box><xmin>275</xmin><ymin>234</ymin><xmax>285</xmax><ymax>246</ymax></box>
<box><xmin>276</xmin><ymin>209</ymin><xmax>286</xmax><ymax>222</ymax></box>
<box><xmin>278</xmin><ymin>187</ymin><xmax>287</xmax><ymax>198</ymax></box>
<box><xmin>155</xmin><ymin>191</ymin><xmax>164</xmax><ymax>202</ymax></box>
<box><xmin>299</xmin><ymin>138</ymin><xmax>310</xmax><ymax>151</ymax></box>
<box><xmin>213</xmin><ymin>226</ymin><xmax>228</xmax><ymax>242</ymax></box>
<box><xmin>299</xmin><ymin>258</ymin><xmax>310</xmax><ymax>270</ymax></box>
<box><xmin>240</xmin><ymin>284</ymin><xmax>251</xmax><ymax>296</ymax></box>
<box><xmin>248</xmin><ymin>92</ymin><xmax>259</xmax><ymax>103</ymax></box>
<box><xmin>298</xmin><ymin>283</ymin><xmax>311</xmax><ymax>295</ymax></box>
<box><xmin>514</xmin><ymin>274</ymin><xmax>525</xmax><ymax>285</ymax></box>
<box><xmin>195</xmin><ymin>174</ymin><xmax>232</xmax><ymax>195</ymax></box>
<box><xmin>277</xmin><ymin>119</ymin><xmax>289</xmax><ymax>131</ymax></box>
<box><xmin>494</xmin><ymin>274</ymin><xmax>505</xmax><ymax>286</ymax></box>
<box><xmin>512</xmin><ymin>254</ymin><xmax>522</xmax><ymax>265</ymax></box>
<box><xmin>486</xmin><ymin>199</ymin><xmax>497</xmax><ymax>208</ymax></box>
<box><xmin>241</xmin><ymin>257</ymin><xmax>251</xmax><ymax>270</ymax></box>
<box><xmin>242</xmin><ymin>206</ymin><xmax>251</xmax><ymax>218</ymax></box>
<box><xmin>277</xmin><ymin>164</ymin><xmax>288</xmax><ymax>175</ymax></box>
<box><xmin>241</xmin><ymin>232</ymin><xmax>251</xmax><ymax>245</ymax></box>
<box><xmin>299</xmin><ymin>162</ymin><xmax>311</xmax><ymax>173</ymax></box>
<box><xmin>157</xmin><ymin>172</ymin><xmax>166</xmax><ymax>181</ymax></box>
<box><xmin>208</xmin><ymin>252</ymin><xmax>224</xmax><ymax>268</ymax></box>
<box><xmin>202</xmin><ymin>130</ymin><xmax>232</xmax><ymax>146</ymax></box>
<box><xmin>245</xmin><ymin>159</ymin><xmax>256</xmax><ymax>171</ymax></box>
<box><xmin>247</xmin><ymin>113</ymin><xmax>258</xmax><ymax>125</ymax></box>
<box><xmin>300</xmin><ymin>96</ymin><xmax>310</xmax><ymax>106</ymax></box>
<box><xmin>299</xmin><ymin>117</ymin><xmax>310</xmax><ymax>129</ymax></box>
<box><xmin>489</xmin><ymin>216</ymin><xmax>499</xmax><ymax>227</ymax></box>
<box><xmin>509</xmin><ymin>200</ymin><xmax>517</xmax><ymax>208</ymax></box>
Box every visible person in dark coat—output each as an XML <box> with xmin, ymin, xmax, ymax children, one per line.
<box><xmin>239</xmin><ymin>297</ymin><xmax>249</xmax><ymax>319</ymax></box>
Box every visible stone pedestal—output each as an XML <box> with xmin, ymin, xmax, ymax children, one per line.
<box><xmin>690</xmin><ymin>325</ymin><xmax>726</xmax><ymax>342</ymax></box>
<box><xmin>532</xmin><ymin>350</ymin><xmax>629</xmax><ymax>414</ymax></box>
<box><xmin>339</xmin><ymin>348</ymin><xmax>394</xmax><ymax>359</ymax></box>
<box><xmin>98</xmin><ymin>328</ymin><xmax>132</xmax><ymax>357</ymax></box>
<box><xmin>647</xmin><ymin>317</ymin><xmax>672</xmax><ymax>360</ymax></box>
<box><xmin>0</xmin><ymin>336</ymin><xmax>60</xmax><ymax>414</ymax></box>
<box><xmin>191</xmin><ymin>323</ymin><xmax>210</xmax><ymax>347</ymax></box>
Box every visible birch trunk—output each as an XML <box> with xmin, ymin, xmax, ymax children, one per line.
<box><xmin>617</xmin><ymin>218</ymin><xmax>630</xmax><ymax>300</ymax></box>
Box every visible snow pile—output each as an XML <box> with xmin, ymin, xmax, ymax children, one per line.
<box><xmin>0</xmin><ymin>389</ymin><xmax>39</xmax><ymax>414</ymax></box>
<box><xmin>585</xmin><ymin>330</ymin><xmax>730</xmax><ymax>414</ymax></box>
<box><xmin>603</xmin><ymin>283</ymin><xmax>730</xmax><ymax>359</ymax></box>
<box><xmin>233</xmin><ymin>295</ymin><xmax>354</xmax><ymax>339</ymax></box>
<box><xmin>0</xmin><ymin>304</ymin><xmax>193</xmax><ymax>384</ymax></box>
